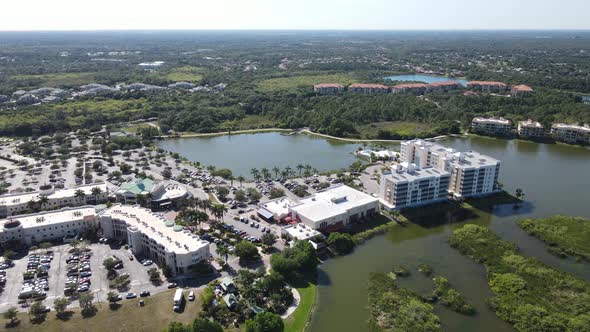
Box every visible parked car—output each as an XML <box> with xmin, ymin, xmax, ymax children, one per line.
<box><xmin>188</xmin><ymin>291</ymin><xmax>195</xmax><ymax>301</ymax></box>
<box><xmin>167</xmin><ymin>283</ymin><xmax>178</xmax><ymax>289</ymax></box>
<box><xmin>140</xmin><ymin>290</ymin><xmax>151</xmax><ymax>297</ymax></box>
<box><xmin>126</xmin><ymin>292</ymin><xmax>137</xmax><ymax>299</ymax></box>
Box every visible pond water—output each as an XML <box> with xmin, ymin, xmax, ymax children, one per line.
<box><xmin>157</xmin><ymin>132</ymin><xmax>390</xmax><ymax>179</ymax></box>
<box><xmin>308</xmin><ymin>137</ymin><xmax>590</xmax><ymax>332</ymax></box>
<box><xmin>384</xmin><ymin>74</ymin><xmax>468</xmax><ymax>86</ymax></box>
<box><xmin>160</xmin><ymin>132</ymin><xmax>590</xmax><ymax>331</ymax></box>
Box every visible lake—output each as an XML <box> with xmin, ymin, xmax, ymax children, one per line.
<box><xmin>159</xmin><ymin>132</ymin><xmax>590</xmax><ymax>332</ymax></box>
<box><xmin>308</xmin><ymin>137</ymin><xmax>590</xmax><ymax>332</ymax></box>
<box><xmin>157</xmin><ymin>132</ymin><xmax>387</xmax><ymax>179</ymax></box>
<box><xmin>384</xmin><ymin>74</ymin><xmax>468</xmax><ymax>86</ymax></box>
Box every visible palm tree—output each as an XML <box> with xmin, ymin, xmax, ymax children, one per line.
<box><xmin>261</xmin><ymin>168</ymin><xmax>271</xmax><ymax>180</ymax></box>
<box><xmin>215</xmin><ymin>245</ymin><xmax>229</xmax><ymax>264</ymax></box>
<box><xmin>74</xmin><ymin>189</ymin><xmax>86</xmax><ymax>204</ymax></box>
<box><xmin>250</xmin><ymin>168</ymin><xmax>259</xmax><ymax>181</ymax></box>
<box><xmin>136</xmin><ymin>194</ymin><xmax>147</xmax><ymax>207</ymax></box>
<box><xmin>27</xmin><ymin>199</ymin><xmax>38</xmax><ymax>212</ymax></box>
<box><xmin>284</xmin><ymin>166</ymin><xmax>293</xmax><ymax>178</ymax></box>
<box><xmin>237</xmin><ymin>175</ymin><xmax>245</xmax><ymax>187</ymax></box>
<box><xmin>312</xmin><ymin>168</ymin><xmax>319</xmax><ymax>176</ymax></box>
<box><xmin>272</xmin><ymin>166</ymin><xmax>280</xmax><ymax>179</ymax></box>
<box><xmin>228</xmin><ymin>175</ymin><xmax>234</xmax><ymax>187</ymax></box>
<box><xmin>304</xmin><ymin>164</ymin><xmax>312</xmax><ymax>178</ymax></box>
<box><xmin>38</xmin><ymin>195</ymin><xmax>49</xmax><ymax>209</ymax></box>
<box><xmin>145</xmin><ymin>192</ymin><xmax>153</xmax><ymax>208</ymax></box>
<box><xmin>91</xmin><ymin>186</ymin><xmax>102</xmax><ymax>202</ymax></box>
<box><xmin>296</xmin><ymin>164</ymin><xmax>305</xmax><ymax>177</ymax></box>
<box><xmin>211</xmin><ymin>204</ymin><xmax>227</xmax><ymax>221</ymax></box>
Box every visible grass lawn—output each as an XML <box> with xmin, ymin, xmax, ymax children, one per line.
<box><xmin>257</xmin><ymin>73</ymin><xmax>357</xmax><ymax>92</ymax></box>
<box><xmin>164</xmin><ymin>66</ymin><xmax>204</xmax><ymax>82</ymax></box>
<box><xmin>284</xmin><ymin>275</ymin><xmax>317</xmax><ymax>332</ymax></box>
<box><xmin>358</xmin><ymin>121</ymin><xmax>433</xmax><ymax>138</ymax></box>
<box><xmin>1</xmin><ymin>289</ymin><xmax>215</xmax><ymax>332</ymax></box>
<box><xmin>518</xmin><ymin>215</ymin><xmax>590</xmax><ymax>260</ymax></box>
<box><xmin>8</xmin><ymin>72</ymin><xmax>98</xmax><ymax>88</ymax></box>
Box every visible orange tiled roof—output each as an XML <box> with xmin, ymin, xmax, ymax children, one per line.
<box><xmin>512</xmin><ymin>84</ymin><xmax>533</xmax><ymax>92</ymax></box>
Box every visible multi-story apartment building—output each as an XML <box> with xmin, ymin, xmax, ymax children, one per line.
<box><xmin>471</xmin><ymin>117</ymin><xmax>513</xmax><ymax>136</ymax></box>
<box><xmin>550</xmin><ymin>123</ymin><xmax>590</xmax><ymax>144</ymax></box>
<box><xmin>392</xmin><ymin>83</ymin><xmax>428</xmax><ymax>95</ymax></box>
<box><xmin>379</xmin><ymin>162</ymin><xmax>450</xmax><ymax>210</ymax></box>
<box><xmin>0</xmin><ymin>206</ymin><xmax>98</xmax><ymax>246</ymax></box>
<box><xmin>99</xmin><ymin>205</ymin><xmax>210</xmax><ymax>275</ymax></box>
<box><xmin>511</xmin><ymin>85</ymin><xmax>534</xmax><ymax>98</ymax></box>
<box><xmin>517</xmin><ymin>120</ymin><xmax>546</xmax><ymax>138</ymax></box>
<box><xmin>467</xmin><ymin>81</ymin><xmax>508</xmax><ymax>93</ymax></box>
<box><xmin>398</xmin><ymin>139</ymin><xmax>502</xmax><ymax>200</ymax></box>
<box><xmin>446</xmin><ymin>151</ymin><xmax>502</xmax><ymax>198</ymax></box>
<box><xmin>0</xmin><ymin>183</ymin><xmax>109</xmax><ymax>218</ymax></box>
<box><xmin>426</xmin><ymin>81</ymin><xmax>462</xmax><ymax>92</ymax></box>
<box><xmin>313</xmin><ymin>84</ymin><xmax>344</xmax><ymax>95</ymax></box>
<box><xmin>348</xmin><ymin>83</ymin><xmax>390</xmax><ymax>94</ymax></box>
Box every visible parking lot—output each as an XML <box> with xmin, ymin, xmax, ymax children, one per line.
<box><xmin>0</xmin><ymin>243</ymin><xmax>168</xmax><ymax>312</ymax></box>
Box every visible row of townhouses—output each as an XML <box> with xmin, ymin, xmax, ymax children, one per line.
<box><xmin>380</xmin><ymin>139</ymin><xmax>501</xmax><ymax>210</ymax></box>
<box><xmin>472</xmin><ymin>117</ymin><xmax>590</xmax><ymax>144</ymax></box>
<box><xmin>313</xmin><ymin>81</ymin><xmax>534</xmax><ymax>98</ymax></box>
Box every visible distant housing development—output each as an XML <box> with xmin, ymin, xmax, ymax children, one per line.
<box><xmin>550</xmin><ymin>123</ymin><xmax>590</xmax><ymax>144</ymax></box>
<box><xmin>471</xmin><ymin>117</ymin><xmax>512</xmax><ymax>136</ymax></box>
<box><xmin>348</xmin><ymin>83</ymin><xmax>390</xmax><ymax>94</ymax></box>
<box><xmin>0</xmin><ymin>183</ymin><xmax>108</xmax><ymax>218</ymax></box>
<box><xmin>511</xmin><ymin>85</ymin><xmax>534</xmax><ymax>98</ymax></box>
<box><xmin>313</xmin><ymin>84</ymin><xmax>344</xmax><ymax>95</ymax></box>
<box><xmin>518</xmin><ymin>120</ymin><xmax>546</xmax><ymax>138</ymax></box>
<box><xmin>380</xmin><ymin>139</ymin><xmax>502</xmax><ymax>209</ymax></box>
<box><xmin>467</xmin><ymin>81</ymin><xmax>508</xmax><ymax>93</ymax></box>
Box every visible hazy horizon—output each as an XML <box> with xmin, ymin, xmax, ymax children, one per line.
<box><xmin>1</xmin><ymin>0</ymin><xmax>588</xmax><ymax>31</ymax></box>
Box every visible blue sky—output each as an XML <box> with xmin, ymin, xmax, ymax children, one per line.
<box><xmin>0</xmin><ymin>0</ymin><xmax>588</xmax><ymax>31</ymax></box>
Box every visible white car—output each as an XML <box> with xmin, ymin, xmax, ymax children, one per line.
<box><xmin>188</xmin><ymin>291</ymin><xmax>195</xmax><ymax>301</ymax></box>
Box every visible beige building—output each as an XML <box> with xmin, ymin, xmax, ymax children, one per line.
<box><xmin>471</xmin><ymin>117</ymin><xmax>513</xmax><ymax>136</ymax></box>
<box><xmin>518</xmin><ymin>120</ymin><xmax>546</xmax><ymax>138</ymax></box>
<box><xmin>313</xmin><ymin>84</ymin><xmax>344</xmax><ymax>95</ymax></box>
<box><xmin>348</xmin><ymin>83</ymin><xmax>390</xmax><ymax>94</ymax></box>
<box><xmin>0</xmin><ymin>183</ymin><xmax>109</xmax><ymax>218</ymax></box>
<box><xmin>511</xmin><ymin>85</ymin><xmax>534</xmax><ymax>98</ymax></box>
<box><xmin>467</xmin><ymin>81</ymin><xmax>508</xmax><ymax>93</ymax></box>
<box><xmin>550</xmin><ymin>123</ymin><xmax>590</xmax><ymax>144</ymax></box>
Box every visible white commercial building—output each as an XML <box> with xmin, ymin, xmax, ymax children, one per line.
<box><xmin>550</xmin><ymin>123</ymin><xmax>590</xmax><ymax>144</ymax></box>
<box><xmin>115</xmin><ymin>178</ymin><xmax>189</xmax><ymax>209</ymax></box>
<box><xmin>399</xmin><ymin>139</ymin><xmax>502</xmax><ymax>199</ymax></box>
<box><xmin>258</xmin><ymin>197</ymin><xmax>297</xmax><ymax>222</ymax></box>
<box><xmin>0</xmin><ymin>183</ymin><xmax>109</xmax><ymax>218</ymax></box>
<box><xmin>281</xmin><ymin>223</ymin><xmax>323</xmax><ymax>242</ymax></box>
<box><xmin>380</xmin><ymin>162</ymin><xmax>450</xmax><ymax>210</ymax></box>
<box><xmin>471</xmin><ymin>117</ymin><xmax>512</xmax><ymax>136</ymax></box>
<box><xmin>0</xmin><ymin>204</ymin><xmax>210</xmax><ymax>275</ymax></box>
<box><xmin>99</xmin><ymin>205</ymin><xmax>210</xmax><ymax>275</ymax></box>
<box><xmin>289</xmin><ymin>184</ymin><xmax>378</xmax><ymax>231</ymax></box>
<box><xmin>518</xmin><ymin>120</ymin><xmax>546</xmax><ymax>138</ymax></box>
<box><xmin>0</xmin><ymin>206</ymin><xmax>99</xmax><ymax>246</ymax></box>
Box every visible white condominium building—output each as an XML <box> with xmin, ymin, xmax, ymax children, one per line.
<box><xmin>398</xmin><ymin>139</ymin><xmax>502</xmax><ymax>199</ymax></box>
<box><xmin>348</xmin><ymin>84</ymin><xmax>390</xmax><ymax>94</ymax></box>
<box><xmin>518</xmin><ymin>120</ymin><xmax>546</xmax><ymax>138</ymax></box>
<box><xmin>379</xmin><ymin>162</ymin><xmax>450</xmax><ymax>210</ymax></box>
<box><xmin>0</xmin><ymin>183</ymin><xmax>109</xmax><ymax>218</ymax></box>
<box><xmin>550</xmin><ymin>123</ymin><xmax>590</xmax><ymax>144</ymax></box>
<box><xmin>471</xmin><ymin>117</ymin><xmax>512</xmax><ymax>136</ymax></box>
<box><xmin>446</xmin><ymin>151</ymin><xmax>501</xmax><ymax>198</ymax></box>
<box><xmin>0</xmin><ymin>206</ymin><xmax>99</xmax><ymax>246</ymax></box>
<box><xmin>99</xmin><ymin>205</ymin><xmax>210</xmax><ymax>275</ymax></box>
<box><xmin>289</xmin><ymin>184</ymin><xmax>378</xmax><ymax>231</ymax></box>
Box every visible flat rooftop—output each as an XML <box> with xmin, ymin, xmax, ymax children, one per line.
<box><xmin>552</xmin><ymin>123</ymin><xmax>590</xmax><ymax>132</ymax></box>
<box><xmin>472</xmin><ymin>117</ymin><xmax>511</xmax><ymax>125</ymax></box>
<box><xmin>384</xmin><ymin>166</ymin><xmax>450</xmax><ymax>183</ymax></box>
<box><xmin>290</xmin><ymin>185</ymin><xmax>378</xmax><ymax>223</ymax></box>
<box><xmin>261</xmin><ymin>197</ymin><xmax>296</xmax><ymax>217</ymax></box>
<box><xmin>283</xmin><ymin>223</ymin><xmax>323</xmax><ymax>241</ymax></box>
<box><xmin>0</xmin><ymin>183</ymin><xmax>108</xmax><ymax>207</ymax></box>
<box><xmin>101</xmin><ymin>205</ymin><xmax>208</xmax><ymax>254</ymax></box>
<box><xmin>3</xmin><ymin>206</ymin><xmax>98</xmax><ymax>230</ymax></box>
<box><xmin>449</xmin><ymin>151</ymin><xmax>500</xmax><ymax>168</ymax></box>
